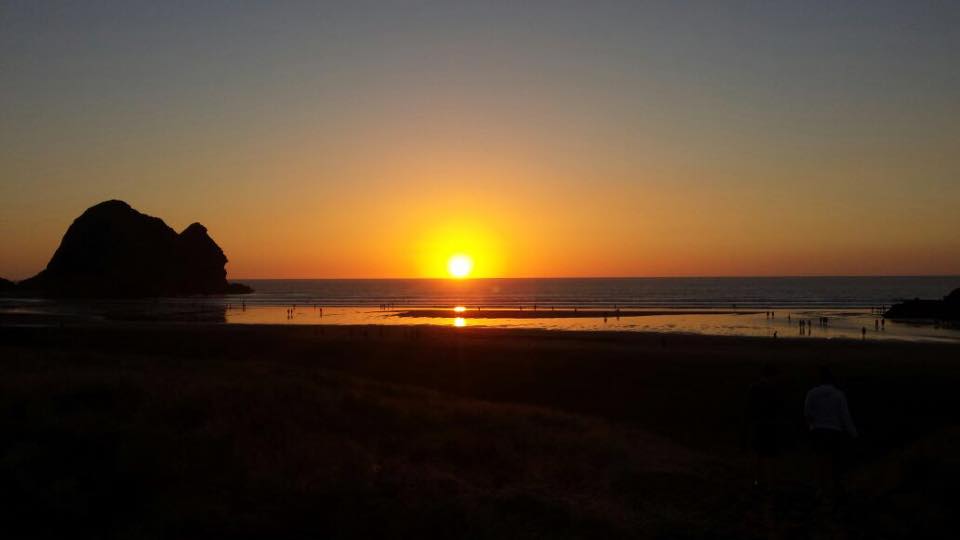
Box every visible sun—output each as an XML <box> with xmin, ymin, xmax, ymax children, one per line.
<box><xmin>447</xmin><ymin>254</ymin><xmax>474</xmax><ymax>279</ymax></box>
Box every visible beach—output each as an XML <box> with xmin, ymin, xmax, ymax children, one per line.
<box><xmin>3</xmin><ymin>321</ymin><xmax>958</xmax><ymax>538</ymax></box>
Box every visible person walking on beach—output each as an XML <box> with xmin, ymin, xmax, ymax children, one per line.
<box><xmin>804</xmin><ymin>367</ymin><xmax>858</xmax><ymax>502</ymax></box>
<box><xmin>746</xmin><ymin>364</ymin><xmax>785</xmax><ymax>490</ymax></box>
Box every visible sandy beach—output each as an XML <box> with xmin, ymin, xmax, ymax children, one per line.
<box><xmin>3</xmin><ymin>322</ymin><xmax>958</xmax><ymax>538</ymax></box>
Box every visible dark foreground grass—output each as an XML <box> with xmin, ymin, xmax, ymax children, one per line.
<box><xmin>1</xmin><ymin>324</ymin><xmax>959</xmax><ymax>538</ymax></box>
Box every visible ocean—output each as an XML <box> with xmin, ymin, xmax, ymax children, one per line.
<box><xmin>235</xmin><ymin>276</ymin><xmax>959</xmax><ymax>309</ymax></box>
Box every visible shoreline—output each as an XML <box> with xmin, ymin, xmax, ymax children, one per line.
<box><xmin>4</xmin><ymin>307</ymin><xmax>960</xmax><ymax>344</ymax></box>
<box><xmin>393</xmin><ymin>308</ymin><xmax>763</xmax><ymax>319</ymax></box>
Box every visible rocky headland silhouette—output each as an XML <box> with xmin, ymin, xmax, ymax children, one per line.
<box><xmin>885</xmin><ymin>287</ymin><xmax>960</xmax><ymax>321</ymax></box>
<box><xmin>15</xmin><ymin>200</ymin><xmax>252</xmax><ymax>297</ymax></box>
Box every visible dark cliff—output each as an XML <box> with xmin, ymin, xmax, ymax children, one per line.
<box><xmin>18</xmin><ymin>200</ymin><xmax>252</xmax><ymax>297</ymax></box>
<box><xmin>884</xmin><ymin>288</ymin><xmax>960</xmax><ymax>321</ymax></box>
<box><xmin>0</xmin><ymin>277</ymin><xmax>15</xmax><ymax>292</ymax></box>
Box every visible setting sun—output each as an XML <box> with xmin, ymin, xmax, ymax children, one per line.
<box><xmin>447</xmin><ymin>255</ymin><xmax>474</xmax><ymax>279</ymax></box>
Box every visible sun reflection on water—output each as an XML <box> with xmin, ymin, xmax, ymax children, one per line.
<box><xmin>453</xmin><ymin>317</ymin><xmax>466</xmax><ymax>327</ymax></box>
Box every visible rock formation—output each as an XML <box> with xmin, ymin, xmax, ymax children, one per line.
<box><xmin>0</xmin><ymin>277</ymin><xmax>15</xmax><ymax>292</ymax></box>
<box><xmin>18</xmin><ymin>200</ymin><xmax>252</xmax><ymax>297</ymax></box>
<box><xmin>884</xmin><ymin>288</ymin><xmax>960</xmax><ymax>321</ymax></box>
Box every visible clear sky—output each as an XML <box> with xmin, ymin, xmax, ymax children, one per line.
<box><xmin>2</xmin><ymin>1</ymin><xmax>958</xmax><ymax>279</ymax></box>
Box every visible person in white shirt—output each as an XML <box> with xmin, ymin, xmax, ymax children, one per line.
<box><xmin>804</xmin><ymin>366</ymin><xmax>857</xmax><ymax>500</ymax></box>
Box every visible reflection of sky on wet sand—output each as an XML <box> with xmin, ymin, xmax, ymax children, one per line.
<box><xmin>224</xmin><ymin>306</ymin><xmax>960</xmax><ymax>343</ymax></box>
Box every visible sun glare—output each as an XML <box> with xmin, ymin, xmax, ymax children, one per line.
<box><xmin>453</xmin><ymin>306</ymin><xmax>466</xmax><ymax>313</ymax></box>
<box><xmin>447</xmin><ymin>254</ymin><xmax>474</xmax><ymax>279</ymax></box>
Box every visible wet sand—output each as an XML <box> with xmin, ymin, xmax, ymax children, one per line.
<box><xmin>2</xmin><ymin>322</ymin><xmax>959</xmax><ymax>538</ymax></box>
<box><xmin>394</xmin><ymin>308</ymin><xmax>761</xmax><ymax>318</ymax></box>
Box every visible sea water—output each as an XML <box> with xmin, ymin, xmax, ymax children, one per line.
<box><xmin>235</xmin><ymin>276</ymin><xmax>957</xmax><ymax>309</ymax></box>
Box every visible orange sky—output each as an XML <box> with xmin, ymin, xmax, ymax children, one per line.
<box><xmin>2</xmin><ymin>3</ymin><xmax>959</xmax><ymax>280</ymax></box>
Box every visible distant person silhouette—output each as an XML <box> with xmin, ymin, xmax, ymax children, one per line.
<box><xmin>881</xmin><ymin>318</ymin><xmax>885</xmax><ymax>330</ymax></box>
<box><xmin>875</xmin><ymin>319</ymin><xmax>879</xmax><ymax>331</ymax></box>
<box><xmin>861</xmin><ymin>326</ymin><xmax>866</xmax><ymax>340</ymax></box>
<box><xmin>804</xmin><ymin>366</ymin><xmax>857</xmax><ymax>502</ymax></box>
<box><xmin>746</xmin><ymin>364</ymin><xmax>785</xmax><ymax>489</ymax></box>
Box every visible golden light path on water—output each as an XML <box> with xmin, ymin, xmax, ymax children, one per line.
<box><xmin>223</xmin><ymin>306</ymin><xmax>960</xmax><ymax>343</ymax></box>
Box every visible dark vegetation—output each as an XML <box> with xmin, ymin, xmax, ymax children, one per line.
<box><xmin>16</xmin><ymin>200</ymin><xmax>252</xmax><ymax>297</ymax></box>
<box><xmin>2</xmin><ymin>324</ymin><xmax>959</xmax><ymax>538</ymax></box>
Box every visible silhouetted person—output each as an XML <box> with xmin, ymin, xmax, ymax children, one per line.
<box><xmin>746</xmin><ymin>364</ymin><xmax>785</xmax><ymax>490</ymax></box>
<box><xmin>804</xmin><ymin>366</ymin><xmax>857</xmax><ymax>502</ymax></box>
<box><xmin>861</xmin><ymin>326</ymin><xmax>866</xmax><ymax>340</ymax></box>
<box><xmin>875</xmin><ymin>319</ymin><xmax>879</xmax><ymax>331</ymax></box>
<box><xmin>881</xmin><ymin>318</ymin><xmax>885</xmax><ymax>330</ymax></box>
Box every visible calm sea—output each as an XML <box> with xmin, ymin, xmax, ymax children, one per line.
<box><xmin>236</xmin><ymin>276</ymin><xmax>959</xmax><ymax>309</ymax></box>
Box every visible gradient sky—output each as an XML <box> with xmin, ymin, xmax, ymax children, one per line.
<box><xmin>2</xmin><ymin>1</ymin><xmax>959</xmax><ymax>279</ymax></box>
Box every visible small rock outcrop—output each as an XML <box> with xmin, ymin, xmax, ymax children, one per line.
<box><xmin>884</xmin><ymin>288</ymin><xmax>960</xmax><ymax>321</ymax></box>
<box><xmin>18</xmin><ymin>200</ymin><xmax>252</xmax><ymax>297</ymax></box>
